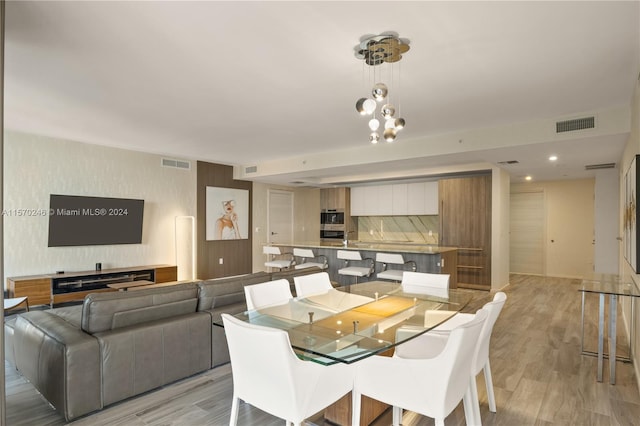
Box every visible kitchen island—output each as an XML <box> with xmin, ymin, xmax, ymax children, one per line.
<box><xmin>274</xmin><ymin>241</ymin><xmax>458</xmax><ymax>287</ymax></box>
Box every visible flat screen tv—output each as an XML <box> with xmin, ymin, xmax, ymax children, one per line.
<box><xmin>48</xmin><ymin>194</ymin><xmax>144</xmax><ymax>247</ymax></box>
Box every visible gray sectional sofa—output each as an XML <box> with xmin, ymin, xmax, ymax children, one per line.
<box><xmin>5</xmin><ymin>267</ymin><xmax>321</xmax><ymax>421</ymax></box>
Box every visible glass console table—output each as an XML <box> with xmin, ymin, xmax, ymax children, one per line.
<box><xmin>580</xmin><ymin>274</ymin><xmax>640</xmax><ymax>384</ymax></box>
<box><xmin>215</xmin><ymin>280</ymin><xmax>474</xmax><ymax>365</ymax></box>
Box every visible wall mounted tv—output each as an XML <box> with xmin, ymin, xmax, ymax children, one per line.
<box><xmin>48</xmin><ymin>194</ymin><xmax>144</xmax><ymax>247</ymax></box>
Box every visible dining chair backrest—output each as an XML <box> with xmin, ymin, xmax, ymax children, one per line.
<box><xmin>351</xmin><ymin>308</ymin><xmax>488</xmax><ymax>425</ymax></box>
<box><xmin>223</xmin><ymin>313</ymin><xmax>354</xmax><ymax>425</ymax></box>
<box><xmin>434</xmin><ymin>308</ymin><xmax>487</xmax><ymax>415</ymax></box>
<box><xmin>244</xmin><ymin>279</ymin><xmax>293</xmax><ymax>310</ymax></box>
<box><xmin>294</xmin><ymin>272</ymin><xmax>333</xmax><ymax>297</ymax></box>
<box><xmin>401</xmin><ymin>271</ymin><xmax>450</xmax><ymax>297</ymax></box>
<box><xmin>473</xmin><ymin>291</ymin><xmax>507</xmax><ymax>373</ymax></box>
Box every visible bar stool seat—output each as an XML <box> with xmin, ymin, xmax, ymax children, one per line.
<box><xmin>337</xmin><ymin>250</ymin><xmax>373</xmax><ymax>283</ymax></box>
<box><xmin>293</xmin><ymin>248</ymin><xmax>328</xmax><ymax>270</ymax></box>
<box><xmin>376</xmin><ymin>252</ymin><xmax>416</xmax><ymax>282</ymax></box>
<box><xmin>263</xmin><ymin>246</ymin><xmax>294</xmax><ymax>271</ymax></box>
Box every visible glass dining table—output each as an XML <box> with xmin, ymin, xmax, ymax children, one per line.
<box><xmin>214</xmin><ymin>280</ymin><xmax>475</xmax><ymax>365</ymax></box>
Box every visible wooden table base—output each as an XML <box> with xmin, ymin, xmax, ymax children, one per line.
<box><xmin>324</xmin><ymin>392</ymin><xmax>388</xmax><ymax>426</ymax></box>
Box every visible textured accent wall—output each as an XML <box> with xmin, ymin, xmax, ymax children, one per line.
<box><xmin>196</xmin><ymin>161</ymin><xmax>252</xmax><ymax>279</ymax></box>
<box><xmin>355</xmin><ymin>215</ymin><xmax>439</xmax><ymax>244</ymax></box>
<box><xmin>3</xmin><ymin>131</ymin><xmax>196</xmax><ymax>284</ymax></box>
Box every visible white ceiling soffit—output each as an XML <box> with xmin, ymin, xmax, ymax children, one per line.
<box><xmin>4</xmin><ymin>1</ymin><xmax>639</xmax><ymax>185</ymax></box>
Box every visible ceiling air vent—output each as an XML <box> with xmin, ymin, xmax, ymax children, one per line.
<box><xmin>556</xmin><ymin>116</ymin><xmax>595</xmax><ymax>133</ymax></box>
<box><xmin>245</xmin><ymin>165</ymin><xmax>257</xmax><ymax>174</ymax></box>
<box><xmin>497</xmin><ymin>160</ymin><xmax>520</xmax><ymax>165</ymax></box>
<box><xmin>161</xmin><ymin>158</ymin><xmax>191</xmax><ymax>170</ymax></box>
<box><xmin>585</xmin><ymin>163</ymin><xmax>616</xmax><ymax>170</ymax></box>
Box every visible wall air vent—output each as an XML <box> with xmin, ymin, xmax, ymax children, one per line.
<box><xmin>556</xmin><ymin>116</ymin><xmax>595</xmax><ymax>133</ymax></box>
<box><xmin>585</xmin><ymin>163</ymin><xmax>616</xmax><ymax>170</ymax></box>
<box><xmin>161</xmin><ymin>158</ymin><xmax>191</xmax><ymax>170</ymax></box>
<box><xmin>245</xmin><ymin>165</ymin><xmax>257</xmax><ymax>174</ymax></box>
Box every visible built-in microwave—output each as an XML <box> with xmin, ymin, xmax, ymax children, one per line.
<box><xmin>320</xmin><ymin>209</ymin><xmax>345</xmax><ymax>225</ymax></box>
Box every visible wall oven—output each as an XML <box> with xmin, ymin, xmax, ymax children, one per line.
<box><xmin>320</xmin><ymin>209</ymin><xmax>345</xmax><ymax>225</ymax></box>
<box><xmin>320</xmin><ymin>227</ymin><xmax>345</xmax><ymax>240</ymax></box>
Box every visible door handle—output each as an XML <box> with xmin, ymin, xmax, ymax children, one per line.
<box><xmin>271</xmin><ymin>232</ymin><xmax>278</xmax><ymax>235</ymax></box>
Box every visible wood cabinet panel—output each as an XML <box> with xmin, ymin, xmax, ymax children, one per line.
<box><xmin>155</xmin><ymin>265</ymin><xmax>178</xmax><ymax>283</ymax></box>
<box><xmin>7</xmin><ymin>277</ymin><xmax>51</xmax><ymax>306</ymax></box>
<box><xmin>7</xmin><ymin>265</ymin><xmax>178</xmax><ymax>307</ymax></box>
<box><xmin>439</xmin><ymin>175</ymin><xmax>491</xmax><ymax>289</ymax></box>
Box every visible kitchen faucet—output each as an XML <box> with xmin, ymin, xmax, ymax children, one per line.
<box><xmin>343</xmin><ymin>231</ymin><xmax>356</xmax><ymax>246</ymax></box>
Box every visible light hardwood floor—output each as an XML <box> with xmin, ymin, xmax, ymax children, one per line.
<box><xmin>5</xmin><ymin>274</ymin><xmax>640</xmax><ymax>425</ymax></box>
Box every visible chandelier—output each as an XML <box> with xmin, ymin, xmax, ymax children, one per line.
<box><xmin>355</xmin><ymin>33</ymin><xmax>410</xmax><ymax>144</ymax></box>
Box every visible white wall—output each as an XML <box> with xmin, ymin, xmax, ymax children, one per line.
<box><xmin>512</xmin><ymin>179</ymin><xmax>595</xmax><ymax>279</ymax></box>
<box><xmin>252</xmin><ymin>183</ymin><xmax>320</xmax><ymax>272</ymax></box>
<box><xmin>3</xmin><ymin>131</ymin><xmax>196</xmax><ymax>284</ymax></box>
<box><xmin>492</xmin><ymin>166</ymin><xmax>511</xmax><ymax>290</ymax></box>
<box><xmin>594</xmin><ymin>168</ymin><xmax>620</xmax><ymax>273</ymax></box>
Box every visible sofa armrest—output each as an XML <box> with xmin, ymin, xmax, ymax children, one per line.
<box><xmin>13</xmin><ymin>311</ymin><xmax>102</xmax><ymax>421</ymax></box>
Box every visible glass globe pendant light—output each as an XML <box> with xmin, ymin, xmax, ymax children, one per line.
<box><xmin>372</xmin><ymin>83</ymin><xmax>388</xmax><ymax>101</ymax></box>
<box><xmin>369</xmin><ymin>118</ymin><xmax>380</xmax><ymax>131</ymax></box>
<box><xmin>370</xmin><ymin>132</ymin><xmax>380</xmax><ymax>144</ymax></box>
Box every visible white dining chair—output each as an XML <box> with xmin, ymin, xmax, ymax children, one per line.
<box><xmin>293</xmin><ymin>271</ymin><xmax>333</xmax><ymax>297</ymax></box>
<box><xmin>222</xmin><ymin>313</ymin><xmax>354</xmax><ymax>426</ymax></box>
<box><xmin>352</xmin><ymin>308</ymin><xmax>488</xmax><ymax>426</ymax></box>
<box><xmin>395</xmin><ymin>292</ymin><xmax>507</xmax><ymax>423</ymax></box>
<box><xmin>293</xmin><ymin>248</ymin><xmax>328</xmax><ymax>270</ymax></box>
<box><xmin>375</xmin><ymin>252</ymin><xmax>417</xmax><ymax>282</ymax></box>
<box><xmin>243</xmin><ymin>279</ymin><xmax>293</xmax><ymax>310</ymax></box>
<box><xmin>337</xmin><ymin>250</ymin><xmax>374</xmax><ymax>284</ymax></box>
<box><xmin>263</xmin><ymin>246</ymin><xmax>294</xmax><ymax>271</ymax></box>
<box><xmin>401</xmin><ymin>271</ymin><xmax>450</xmax><ymax>298</ymax></box>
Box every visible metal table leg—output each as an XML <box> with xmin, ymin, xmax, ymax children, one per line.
<box><xmin>609</xmin><ymin>294</ymin><xmax>617</xmax><ymax>385</ymax></box>
<box><xmin>597</xmin><ymin>293</ymin><xmax>605</xmax><ymax>382</ymax></box>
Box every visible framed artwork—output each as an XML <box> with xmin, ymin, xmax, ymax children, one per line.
<box><xmin>624</xmin><ymin>156</ymin><xmax>638</xmax><ymax>272</ymax></box>
<box><xmin>206</xmin><ymin>187</ymin><xmax>249</xmax><ymax>240</ymax></box>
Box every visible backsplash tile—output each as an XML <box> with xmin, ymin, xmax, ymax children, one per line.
<box><xmin>355</xmin><ymin>215</ymin><xmax>439</xmax><ymax>244</ymax></box>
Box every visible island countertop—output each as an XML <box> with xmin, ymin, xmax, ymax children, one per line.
<box><xmin>275</xmin><ymin>241</ymin><xmax>458</xmax><ymax>255</ymax></box>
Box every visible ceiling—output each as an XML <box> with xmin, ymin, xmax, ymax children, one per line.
<box><xmin>4</xmin><ymin>1</ymin><xmax>640</xmax><ymax>186</ymax></box>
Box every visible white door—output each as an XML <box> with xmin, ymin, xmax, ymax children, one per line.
<box><xmin>268</xmin><ymin>189</ymin><xmax>294</xmax><ymax>244</ymax></box>
<box><xmin>510</xmin><ymin>191</ymin><xmax>545</xmax><ymax>275</ymax></box>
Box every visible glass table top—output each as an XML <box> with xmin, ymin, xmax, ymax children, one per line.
<box><xmin>218</xmin><ymin>281</ymin><xmax>474</xmax><ymax>365</ymax></box>
<box><xmin>580</xmin><ymin>273</ymin><xmax>640</xmax><ymax>297</ymax></box>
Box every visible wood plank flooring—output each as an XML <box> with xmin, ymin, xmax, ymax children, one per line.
<box><xmin>5</xmin><ymin>274</ymin><xmax>640</xmax><ymax>425</ymax></box>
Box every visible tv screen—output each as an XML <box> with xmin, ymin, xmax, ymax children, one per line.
<box><xmin>48</xmin><ymin>195</ymin><xmax>144</xmax><ymax>247</ymax></box>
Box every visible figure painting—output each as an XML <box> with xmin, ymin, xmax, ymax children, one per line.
<box><xmin>206</xmin><ymin>187</ymin><xmax>249</xmax><ymax>240</ymax></box>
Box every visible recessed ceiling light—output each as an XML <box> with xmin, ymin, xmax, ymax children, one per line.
<box><xmin>525</xmin><ymin>176</ymin><xmax>532</xmax><ymax>181</ymax></box>
<box><xmin>549</xmin><ymin>155</ymin><xmax>558</xmax><ymax>161</ymax></box>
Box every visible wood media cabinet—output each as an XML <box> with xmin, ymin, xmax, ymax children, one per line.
<box><xmin>7</xmin><ymin>264</ymin><xmax>177</xmax><ymax>307</ymax></box>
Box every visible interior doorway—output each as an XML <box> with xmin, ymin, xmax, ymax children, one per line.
<box><xmin>510</xmin><ymin>190</ymin><xmax>545</xmax><ymax>275</ymax></box>
<box><xmin>267</xmin><ymin>189</ymin><xmax>294</xmax><ymax>244</ymax></box>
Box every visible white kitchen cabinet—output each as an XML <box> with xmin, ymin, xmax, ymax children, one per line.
<box><xmin>350</xmin><ymin>187</ymin><xmax>366</xmax><ymax>216</ymax></box>
<box><xmin>424</xmin><ymin>181</ymin><xmax>439</xmax><ymax>214</ymax></box>
<box><xmin>350</xmin><ymin>181</ymin><xmax>439</xmax><ymax>216</ymax></box>
<box><xmin>392</xmin><ymin>184</ymin><xmax>408</xmax><ymax>215</ymax></box>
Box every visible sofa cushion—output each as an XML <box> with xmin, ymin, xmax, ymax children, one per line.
<box><xmin>49</xmin><ymin>305</ymin><xmax>83</xmax><ymax>329</ymax></box>
<box><xmin>197</xmin><ymin>271</ymin><xmax>271</xmax><ymax>311</ymax></box>
<box><xmin>81</xmin><ymin>283</ymin><xmax>199</xmax><ymax>333</ymax></box>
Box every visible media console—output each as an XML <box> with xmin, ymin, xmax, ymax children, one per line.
<box><xmin>7</xmin><ymin>264</ymin><xmax>177</xmax><ymax>307</ymax></box>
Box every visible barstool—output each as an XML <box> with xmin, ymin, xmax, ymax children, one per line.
<box><xmin>263</xmin><ymin>246</ymin><xmax>294</xmax><ymax>271</ymax></box>
<box><xmin>293</xmin><ymin>248</ymin><xmax>328</xmax><ymax>270</ymax></box>
<box><xmin>375</xmin><ymin>253</ymin><xmax>417</xmax><ymax>282</ymax></box>
<box><xmin>337</xmin><ymin>250</ymin><xmax>374</xmax><ymax>284</ymax></box>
